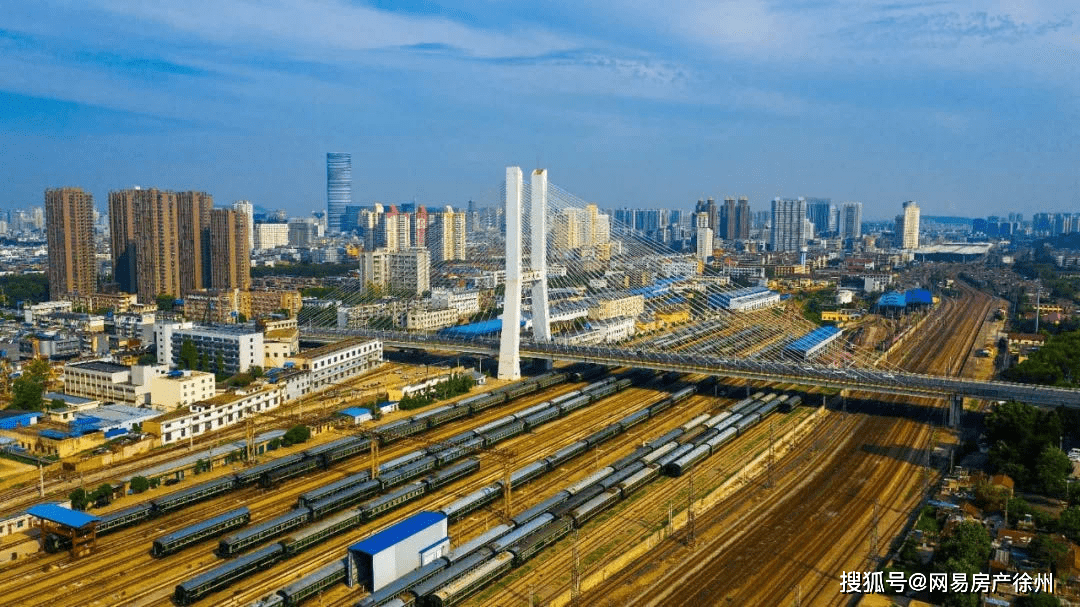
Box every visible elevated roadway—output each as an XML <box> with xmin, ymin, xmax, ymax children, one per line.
<box><xmin>301</xmin><ymin>327</ymin><xmax>1080</xmax><ymax>408</ymax></box>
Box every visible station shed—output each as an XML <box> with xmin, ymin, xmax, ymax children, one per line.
<box><xmin>347</xmin><ymin>511</ymin><xmax>448</xmax><ymax>592</ymax></box>
<box><xmin>786</xmin><ymin>326</ymin><xmax>843</xmax><ymax>360</ymax></box>
<box><xmin>339</xmin><ymin>407</ymin><xmax>372</xmax><ymax>425</ymax></box>
<box><xmin>27</xmin><ymin>503</ymin><xmax>99</xmax><ymax>557</ymax></box>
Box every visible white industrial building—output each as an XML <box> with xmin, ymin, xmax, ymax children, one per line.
<box><xmin>287</xmin><ymin>338</ymin><xmax>383</xmax><ymax>391</ymax></box>
<box><xmin>145</xmin><ymin>382</ymin><xmax>285</xmax><ymax>445</ymax></box>
<box><xmin>347</xmin><ymin>511</ymin><xmax>448</xmax><ymax>591</ymax></box>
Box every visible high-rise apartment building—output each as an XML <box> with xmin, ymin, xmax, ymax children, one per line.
<box><xmin>210</xmin><ymin>208</ymin><xmax>252</xmax><ymax>290</ymax></box>
<box><xmin>735</xmin><ymin>197</ymin><xmax>750</xmax><ymax>239</ymax></box>
<box><xmin>770</xmin><ymin>197</ymin><xmax>808</xmax><ymax>252</ymax></box>
<box><xmin>359</xmin><ymin>248</ymin><xmax>430</xmax><ymax>296</ymax></box>
<box><xmin>696</xmin><ymin>227</ymin><xmax>713</xmax><ymax>261</ymax></box>
<box><xmin>806</xmin><ymin>199</ymin><xmax>835</xmax><ymax>237</ymax></box>
<box><xmin>110</xmin><ymin>188</ymin><xmax>182</xmax><ymax>303</ymax></box>
<box><xmin>109</xmin><ymin>188</ymin><xmax>252</xmax><ymax>302</ymax></box>
<box><xmin>253</xmin><ymin>223</ymin><xmax>289</xmax><ymax>250</ymax></box>
<box><xmin>554</xmin><ymin>204</ymin><xmax>610</xmax><ymax>254</ymax></box>
<box><xmin>434</xmin><ymin>206</ymin><xmax>466</xmax><ymax>262</ymax></box>
<box><xmin>721</xmin><ymin>197</ymin><xmax>736</xmax><ymax>240</ymax></box>
<box><xmin>840</xmin><ymin>202</ymin><xmax>863</xmax><ymax>240</ymax></box>
<box><xmin>176</xmin><ymin>191</ymin><xmax>213</xmax><ymax>297</ymax></box>
<box><xmin>45</xmin><ymin>187</ymin><xmax>96</xmax><ymax>299</ymax></box>
<box><xmin>326</xmin><ymin>152</ymin><xmax>351</xmax><ymax>233</ymax></box>
<box><xmin>898</xmin><ymin>200</ymin><xmax>920</xmax><ymax>249</ymax></box>
<box><xmin>232</xmin><ymin>200</ymin><xmax>254</xmax><ymax>251</ymax></box>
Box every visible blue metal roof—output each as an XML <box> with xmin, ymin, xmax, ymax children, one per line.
<box><xmin>27</xmin><ymin>503</ymin><xmax>99</xmax><ymax>529</ymax></box>
<box><xmin>439</xmin><ymin>319</ymin><xmax>524</xmax><ymax>338</ymax></box>
<box><xmin>340</xmin><ymin>407</ymin><xmax>371</xmax><ymax>417</ymax></box>
<box><xmin>350</xmin><ymin>511</ymin><xmax>446</xmax><ymax>556</ymax></box>
<box><xmin>786</xmin><ymin>326</ymin><xmax>842</xmax><ymax>354</ymax></box>
<box><xmin>876</xmin><ymin>291</ymin><xmax>907</xmax><ymax>307</ymax></box>
<box><xmin>906</xmin><ymin>288</ymin><xmax>933</xmax><ymax>305</ymax></box>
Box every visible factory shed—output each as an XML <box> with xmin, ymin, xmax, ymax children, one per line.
<box><xmin>27</xmin><ymin>503</ymin><xmax>100</xmax><ymax>557</ymax></box>
<box><xmin>347</xmin><ymin>511</ymin><xmax>448</xmax><ymax>592</ymax></box>
<box><xmin>786</xmin><ymin>326</ymin><xmax>843</xmax><ymax>359</ymax></box>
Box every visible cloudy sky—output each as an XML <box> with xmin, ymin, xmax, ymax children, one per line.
<box><xmin>1</xmin><ymin>0</ymin><xmax>1077</xmax><ymax>219</ymax></box>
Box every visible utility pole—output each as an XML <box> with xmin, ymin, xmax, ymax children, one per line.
<box><xmin>686</xmin><ymin>467</ymin><xmax>696</xmax><ymax>548</ymax></box>
<box><xmin>246</xmin><ymin>417</ymin><xmax>255</xmax><ymax>461</ymax></box>
<box><xmin>38</xmin><ymin>463</ymin><xmax>44</xmax><ymax>497</ymax></box>
<box><xmin>767</xmin><ymin>420</ymin><xmax>775</xmax><ymax>489</ymax></box>
<box><xmin>869</xmin><ymin>499</ymin><xmax>879</xmax><ymax>562</ymax></box>
<box><xmin>370</xmin><ymin>430</ymin><xmax>380</xmax><ymax>479</ymax></box>
<box><xmin>571</xmin><ymin>529</ymin><xmax>581</xmax><ymax>607</ymax></box>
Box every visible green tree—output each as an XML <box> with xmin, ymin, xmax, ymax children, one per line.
<box><xmin>10</xmin><ymin>357</ymin><xmax>51</xmax><ymax>411</ymax></box>
<box><xmin>68</xmin><ymin>488</ymin><xmax>90</xmax><ymax>511</ymax></box>
<box><xmin>249</xmin><ymin>366</ymin><xmax>263</xmax><ymax>378</ymax></box>
<box><xmin>137</xmin><ymin>352</ymin><xmax>157</xmax><ymax>365</ymax></box>
<box><xmin>214</xmin><ymin>352</ymin><xmax>225</xmax><ymax>374</ymax></box>
<box><xmin>179</xmin><ymin>338</ymin><xmax>198</xmax><ymax>370</ymax></box>
<box><xmin>236</xmin><ymin>313</ymin><xmax>247</xmax><ymax>323</ymax></box>
<box><xmin>932</xmin><ymin>522</ymin><xmax>991</xmax><ymax>607</ymax></box>
<box><xmin>268</xmin><ymin>438</ymin><xmax>282</xmax><ymax>451</ymax></box>
<box><xmin>197</xmin><ymin>351</ymin><xmax>209</xmax><ymax>372</ymax></box>
<box><xmin>1029</xmin><ymin>534</ymin><xmax>1070</xmax><ymax>572</ymax></box>
<box><xmin>283</xmin><ymin>425</ymin><xmax>311</xmax><ymax>445</ymax></box>
<box><xmin>1058</xmin><ymin>506</ymin><xmax>1080</xmax><ymax>542</ymax></box>
<box><xmin>1034</xmin><ymin>446</ymin><xmax>1072</xmax><ymax>498</ymax></box>
<box><xmin>130</xmin><ymin>476</ymin><xmax>150</xmax><ymax>494</ymax></box>
<box><xmin>1015</xmin><ymin>593</ymin><xmax>1062</xmax><ymax>607</ymax></box>
<box><xmin>90</xmin><ymin>483</ymin><xmax>113</xmax><ymax>507</ymax></box>
<box><xmin>155</xmin><ymin>294</ymin><xmax>175</xmax><ymax>311</ymax></box>
<box><xmin>49</xmin><ymin>398</ymin><xmax>65</xmax><ymax>410</ymax></box>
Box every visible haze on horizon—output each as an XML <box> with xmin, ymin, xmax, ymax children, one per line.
<box><xmin>0</xmin><ymin>1</ymin><xmax>1077</xmax><ymax>220</ymax></box>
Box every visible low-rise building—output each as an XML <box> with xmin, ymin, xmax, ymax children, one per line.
<box><xmin>63</xmin><ymin>361</ymin><xmax>159</xmax><ymax>405</ymax></box>
<box><xmin>287</xmin><ymin>338</ymin><xmax>382</xmax><ymax>391</ymax></box>
<box><xmin>145</xmin><ymin>382</ymin><xmax>285</xmax><ymax>445</ymax></box>
<box><xmin>403</xmin><ymin>307</ymin><xmax>457</xmax><ymax>331</ymax></box>
<box><xmin>430</xmin><ymin>289</ymin><xmax>480</xmax><ymax>316</ymax></box>
<box><xmin>587</xmin><ymin>294</ymin><xmax>645</xmax><ymax>321</ymax></box>
<box><xmin>821</xmin><ymin>309</ymin><xmax>864</xmax><ymax>324</ymax></box>
<box><xmin>149</xmin><ymin>370</ymin><xmax>217</xmax><ymax>411</ymax></box>
<box><xmin>171</xmin><ymin>324</ymin><xmax>264</xmax><ymax>374</ymax></box>
<box><xmin>23</xmin><ymin>301</ymin><xmax>72</xmax><ymax>323</ymax></box>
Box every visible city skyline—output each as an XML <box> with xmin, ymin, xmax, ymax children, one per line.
<box><xmin>1</xmin><ymin>2</ymin><xmax>1077</xmax><ymax>218</ymax></box>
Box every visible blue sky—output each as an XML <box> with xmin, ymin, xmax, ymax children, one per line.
<box><xmin>0</xmin><ymin>1</ymin><xmax>1077</xmax><ymax>219</ymax></box>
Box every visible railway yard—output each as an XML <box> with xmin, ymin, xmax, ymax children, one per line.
<box><xmin>0</xmin><ymin>281</ymin><xmax>1009</xmax><ymax>607</ymax></box>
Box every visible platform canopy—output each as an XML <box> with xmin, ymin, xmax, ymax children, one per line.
<box><xmin>27</xmin><ymin>503</ymin><xmax>99</xmax><ymax>529</ymax></box>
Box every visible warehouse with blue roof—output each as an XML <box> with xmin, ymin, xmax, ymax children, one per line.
<box><xmin>875</xmin><ymin>289</ymin><xmax>935</xmax><ymax>314</ymax></box>
<box><xmin>707</xmin><ymin>286</ymin><xmax>781</xmax><ymax>312</ymax></box>
<box><xmin>786</xmin><ymin>326</ymin><xmax>844</xmax><ymax>359</ymax></box>
<box><xmin>347</xmin><ymin>511</ymin><xmax>448</xmax><ymax>591</ymax></box>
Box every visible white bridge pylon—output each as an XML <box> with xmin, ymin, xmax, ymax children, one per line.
<box><xmin>498</xmin><ymin>167</ymin><xmax>552</xmax><ymax>380</ymax></box>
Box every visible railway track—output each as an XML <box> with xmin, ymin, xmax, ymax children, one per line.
<box><xmin>573</xmin><ymin>281</ymin><xmax>993</xmax><ymax>607</ymax></box>
<box><xmin>0</xmin><ymin>364</ymin><xmax>408</xmax><ymax>513</ymax></box>
<box><xmin>3</xmin><ymin>379</ymin><xmax>595</xmax><ymax>606</ymax></box>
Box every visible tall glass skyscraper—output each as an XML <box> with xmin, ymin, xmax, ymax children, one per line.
<box><xmin>326</xmin><ymin>152</ymin><xmax>352</xmax><ymax>233</ymax></box>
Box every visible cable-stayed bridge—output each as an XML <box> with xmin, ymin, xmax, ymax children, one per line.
<box><xmin>300</xmin><ymin>166</ymin><xmax>1080</xmax><ymax>409</ymax></box>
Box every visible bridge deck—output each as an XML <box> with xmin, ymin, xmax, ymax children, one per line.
<box><xmin>301</xmin><ymin>328</ymin><xmax>1080</xmax><ymax>408</ymax></box>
